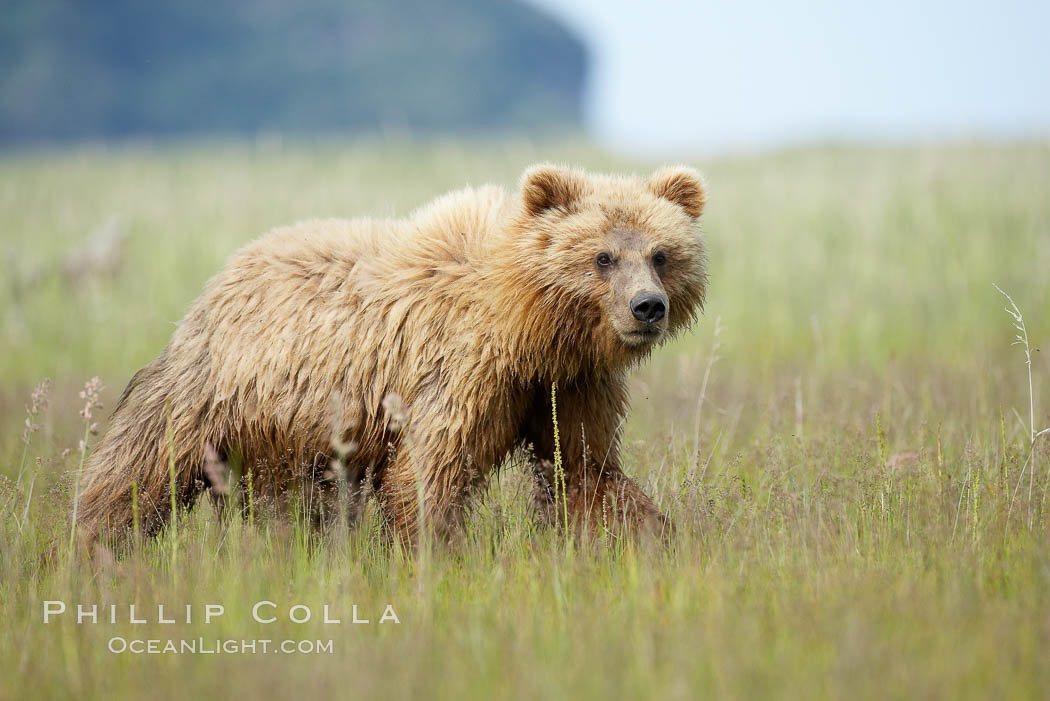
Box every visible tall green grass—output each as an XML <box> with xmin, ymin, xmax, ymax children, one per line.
<box><xmin>1</xmin><ymin>138</ymin><xmax>1049</xmax><ymax>699</ymax></box>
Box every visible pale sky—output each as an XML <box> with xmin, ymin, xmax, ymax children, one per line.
<box><xmin>528</xmin><ymin>0</ymin><xmax>1050</xmax><ymax>156</ymax></box>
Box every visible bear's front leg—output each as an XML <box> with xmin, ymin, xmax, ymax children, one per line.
<box><xmin>374</xmin><ymin>385</ymin><xmax>521</xmax><ymax>546</ymax></box>
<box><xmin>376</xmin><ymin>446</ymin><xmax>472</xmax><ymax>546</ymax></box>
<box><xmin>524</xmin><ymin>373</ymin><xmax>671</xmax><ymax>540</ymax></box>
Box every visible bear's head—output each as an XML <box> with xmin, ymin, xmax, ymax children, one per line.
<box><xmin>512</xmin><ymin>163</ymin><xmax>708</xmax><ymax>368</ymax></box>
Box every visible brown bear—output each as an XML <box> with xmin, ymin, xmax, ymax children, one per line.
<box><xmin>75</xmin><ymin>163</ymin><xmax>708</xmax><ymax>545</ymax></box>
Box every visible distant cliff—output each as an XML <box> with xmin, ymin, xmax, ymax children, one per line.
<box><xmin>0</xmin><ymin>0</ymin><xmax>587</xmax><ymax>144</ymax></box>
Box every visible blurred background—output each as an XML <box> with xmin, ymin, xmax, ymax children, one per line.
<box><xmin>3</xmin><ymin>0</ymin><xmax>1049</xmax><ymax>156</ymax></box>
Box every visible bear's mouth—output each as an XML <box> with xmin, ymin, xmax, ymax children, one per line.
<box><xmin>621</xmin><ymin>327</ymin><xmax>664</xmax><ymax>346</ymax></box>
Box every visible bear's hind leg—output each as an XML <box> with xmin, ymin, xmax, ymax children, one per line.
<box><xmin>76</xmin><ymin>447</ymin><xmax>207</xmax><ymax>547</ymax></box>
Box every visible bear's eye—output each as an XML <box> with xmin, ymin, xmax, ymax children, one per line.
<box><xmin>595</xmin><ymin>252</ymin><xmax>613</xmax><ymax>268</ymax></box>
<box><xmin>652</xmin><ymin>251</ymin><xmax>667</xmax><ymax>267</ymax></box>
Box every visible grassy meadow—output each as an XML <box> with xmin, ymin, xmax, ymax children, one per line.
<box><xmin>1</xmin><ymin>138</ymin><xmax>1049</xmax><ymax>699</ymax></box>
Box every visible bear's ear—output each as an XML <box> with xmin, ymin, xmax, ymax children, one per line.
<box><xmin>647</xmin><ymin>166</ymin><xmax>706</xmax><ymax>218</ymax></box>
<box><xmin>521</xmin><ymin>164</ymin><xmax>585</xmax><ymax>217</ymax></box>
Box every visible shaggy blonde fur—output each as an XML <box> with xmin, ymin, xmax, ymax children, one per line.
<box><xmin>76</xmin><ymin>164</ymin><xmax>708</xmax><ymax>544</ymax></box>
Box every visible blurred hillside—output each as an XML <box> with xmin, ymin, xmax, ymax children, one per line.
<box><xmin>0</xmin><ymin>0</ymin><xmax>587</xmax><ymax>145</ymax></box>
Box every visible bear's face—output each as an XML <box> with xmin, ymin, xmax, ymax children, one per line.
<box><xmin>593</xmin><ymin>224</ymin><xmax>675</xmax><ymax>347</ymax></box>
<box><xmin>515</xmin><ymin>164</ymin><xmax>707</xmax><ymax>365</ymax></box>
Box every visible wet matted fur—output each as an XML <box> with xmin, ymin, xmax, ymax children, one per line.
<box><xmin>76</xmin><ymin>164</ymin><xmax>708</xmax><ymax>545</ymax></box>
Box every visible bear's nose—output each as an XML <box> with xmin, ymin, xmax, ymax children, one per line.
<box><xmin>630</xmin><ymin>293</ymin><xmax>667</xmax><ymax>324</ymax></box>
